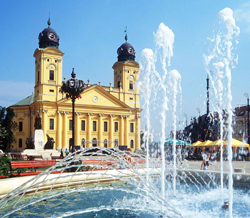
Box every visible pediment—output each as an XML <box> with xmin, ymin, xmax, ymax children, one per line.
<box><xmin>58</xmin><ymin>85</ymin><xmax>130</xmax><ymax>109</ymax></box>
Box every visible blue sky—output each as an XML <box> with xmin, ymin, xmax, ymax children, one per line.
<box><xmin>0</xmin><ymin>0</ymin><xmax>250</xmax><ymax>127</ymax></box>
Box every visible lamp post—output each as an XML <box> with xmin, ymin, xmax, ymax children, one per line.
<box><xmin>184</xmin><ymin>113</ymin><xmax>188</xmax><ymax>127</ymax></box>
<box><xmin>244</xmin><ymin>92</ymin><xmax>249</xmax><ymax>144</ymax></box>
<box><xmin>196</xmin><ymin>108</ymin><xmax>200</xmax><ymax>118</ymax></box>
<box><xmin>60</xmin><ymin>68</ymin><xmax>84</xmax><ymax>152</ymax></box>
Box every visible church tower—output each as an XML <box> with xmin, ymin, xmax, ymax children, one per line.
<box><xmin>112</xmin><ymin>36</ymin><xmax>139</xmax><ymax>109</ymax></box>
<box><xmin>33</xmin><ymin>19</ymin><xmax>64</xmax><ymax>103</ymax></box>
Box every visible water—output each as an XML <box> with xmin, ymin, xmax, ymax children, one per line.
<box><xmin>1</xmin><ymin>177</ymin><xmax>250</xmax><ymax>218</ymax></box>
<box><xmin>204</xmin><ymin>8</ymin><xmax>240</xmax><ymax>217</ymax></box>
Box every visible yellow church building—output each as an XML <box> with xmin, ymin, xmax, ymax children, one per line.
<box><xmin>11</xmin><ymin>20</ymin><xmax>141</xmax><ymax>151</ymax></box>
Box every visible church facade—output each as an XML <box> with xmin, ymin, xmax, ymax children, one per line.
<box><xmin>11</xmin><ymin>20</ymin><xmax>141</xmax><ymax>151</ymax></box>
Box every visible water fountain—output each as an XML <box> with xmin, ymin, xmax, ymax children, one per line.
<box><xmin>0</xmin><ymin>7</ymin><xmax>250</xmax><ymax>218</ymax></box>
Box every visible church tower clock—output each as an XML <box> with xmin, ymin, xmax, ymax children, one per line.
<box><xmin>33</xmin><ymin>19</ymin><xmax>64</xmax><ymax>103</ymax></box>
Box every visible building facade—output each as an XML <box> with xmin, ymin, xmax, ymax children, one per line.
<box><xmin>11</xmin><ymin>20</ymin><xmax>141</xmax><ymax>151</ymax></box>
<box><xmin>233</xmin><ymin>106</ymin><xmax>249</xmax><ymax>142</ymax></box>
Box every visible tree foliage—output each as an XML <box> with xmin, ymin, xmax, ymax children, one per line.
<box><xmin>0</xmin><ymin>122</ymin><xmax>7</xmax><ymax>145</ymax></box>
<box><xmin>0</xmin><ymin>107</ymin><xmax>17</xmax><ymax>151</ymax></box>
<box><xmin>0</xmin><ymin>154</ymin><xmax>11</xmax><ymax>176</ymax></box>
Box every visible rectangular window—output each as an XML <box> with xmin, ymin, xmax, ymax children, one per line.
<box><xmin>104</xmin><ymin>121</ymin><xmax>108</xmax><ymax>132</ymax></box>
<box><xmin>19</xmin><ymin>122</ymin><xmax>23</xmax><ymax>132</ymax></box>
<box><xmin>69</xmin><ymin>120</ymin><xmax>72</xmax><ymax>130</ymax></box>
<box><xmin>81</xmin><ymin>120</ymin><xmax>85</xmax><ymax>131</ymax></box>
<box><xmin>115</xmin><ymin>122</ymin><xmax>118</xmax><ymax>132</ymax></box>
<box><xmin>130</xmin><ymin>123</ymin><xmax>134</xmax><ymax>133</ymax></box>
<box><xmin>50</xmin><ymin>70</ymin><xmax>54</xmax><ymax>80</ymax></box>
<box><xmin>130</xmin><ymin>140</ymin><xmax>134</xmax><ymax>148</ymax></box>
<box><xmin>93</xmin><ymin>121</ymin><xmax>97</xmax><ymax>131</ymax></box>
<box><xmin>19</xmin><ymin>138</ymin><xmax>22</xmax><ymax>148</ymax></box>
<box><xmin>49</xmin><ymin>119</ymin><xmax>54</xmax><ymax>130</ymax></box>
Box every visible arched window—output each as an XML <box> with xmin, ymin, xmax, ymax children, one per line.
<box><xmin>104</xmin><ymin>139</ymin><xmax>108</xmax><ymax>148</ymax></box>
<box><xmin>129</xmin><ymin>81</ymin><xmax>133</xmax><ymax>90</ymax></box>
<box><xmin>92</xmin><ymin>138</ymin><xmax>97</xmax><ymax>147</ymax></box>
<box><xmin>81</xmin><ymin>138</ymin><xmax>85</xmax><ymax>148</ymax></box>
<box><xmin>114</xmin><ymin>139</ymin><xmax>119</xmax><ymax>147</ymax></box>
<box><xmin>19</xmin><ymin>138</ymin><xmax>22</xmax><ymax>148</ymax></box>
<box><xmin>130</xmin><ymin>140</ymin><xmax>134</xmax><ymax>148</ymax></box>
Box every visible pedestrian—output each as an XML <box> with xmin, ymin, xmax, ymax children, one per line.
<box><xmin>65</xmin><ymin>148</ymin><xmax>69</xmax><ymax>156</ymax></box>
<box><xmin>176</xmin><ymin>146</ymin><xmax>183</xmax><ymax>164</ymax></box>
<box><xmin>201</xmin><ymin>154</ymin><xmax>212</xmax><ymax>170</ymax></box>
<box><xmin>60</xmin><ymin>148</ymin><xmax>64</xmax><ymax>159</ymax></box>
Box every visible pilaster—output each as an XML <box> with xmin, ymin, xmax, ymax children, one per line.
<box><xmin>124</xmin><ymin>115</ymin><xmax>129</xmax><ymax>146</ymax></box>
<box><xmin>109</xmin><ymin>114</ymin><xmax>115</xmax><ymax>147</ymax></box>
<box><xmin>42</xmin><ymin>110</ymin><xmax>48</xmax><ymax>141</ymax></box>
<box><xmin>98</xmin><ymin>114</ymin><xmax>104</xmax><ymax>146</ymax></box>
<box><xmin>63</xmin><ymin>111</ymin><xmax>68</xmax><ymax>148</ymax></box>
<box><xmin>135</xmin><ymin>114</ymin><xmax>141</xmax><ymax>149</ymax></box>
<box><xmin>75</xmin><ymin>112</ymin><xmax>81</xmax><ymax>145</ymax></box>
<box><xmin>56</xmin><ymin>111</ymin><xmax>62</xmax><ymax>148</ymax></box>
<box><xmin>87</xmin><ymin>113</ymin><xmax>92</xmax><ymax>147</ymax></box>
<box><xmin>120</xmin><ymin>115</ymin><xmax>125</xmax><ymax>145</ymax></box>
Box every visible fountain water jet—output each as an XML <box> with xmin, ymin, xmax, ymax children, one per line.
<box><xmin>204</xmin><ymin>7</ymin><xmax>240</xmax><ymax>218</ymax></box>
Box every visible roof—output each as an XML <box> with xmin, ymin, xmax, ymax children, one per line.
<box><xmin>11</xmin><ymin>94</ymin><xmax>34</xmax><ymax>106</ymax></box>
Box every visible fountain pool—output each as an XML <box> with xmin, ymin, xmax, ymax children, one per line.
<box><xmin>1</xmin><ymin>167</ymin><xmax>250</xmax><ymax>218</ymax></box>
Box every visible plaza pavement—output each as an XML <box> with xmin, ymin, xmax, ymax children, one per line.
<box><xmin>182</xmin><ymin>160</ymin><xmax>250</xmax><ymax>174</ymax></box>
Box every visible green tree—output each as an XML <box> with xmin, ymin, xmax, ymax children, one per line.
<box><xmin>0</xmin><ymin>107</ymin><xmax>17</xmax><ymax>151</ymax></box>
<box><xmin>0</xmin><ymin>154</ymin><xmax>11</xmax><ymax>176</ymax></box>
<box><xmin>0</xmin><ymin>122</ymin><xmax>7</xmax><ymax>147</ymax></box>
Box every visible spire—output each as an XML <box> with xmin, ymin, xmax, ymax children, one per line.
<box><xmin>47</xmin><ymin>17</ymin><xmax>51</xmax><ymax>28</ymax></box>
<box><xmin>124</xmin><ymin>26</ymin><xmax>128</xmax><ymax>42</ymax></box>
<box><xmin>71</xmin><ymin>68</ymin><xmax>76</xmax><ymax>78</ymax></box>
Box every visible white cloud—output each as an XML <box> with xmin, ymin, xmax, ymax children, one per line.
<box><xmin>234</xmin><ymin>2</ymin><xmax>250</xmax><ymax>33</ymax></box>
<box><xmin>0</xmin><ymin>81</ymin><xmax>33</xmax><ymax>107</ymax></box>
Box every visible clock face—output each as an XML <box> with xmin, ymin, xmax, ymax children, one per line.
<box><xmin>93</xmin><ymin>96</ymin><xmax>98</xmax><ymax>102</ymax></box>
<box><xmin>48</xmin><ymin>33</ymin><xmax>55</xmax><ymax>40</ymax></box>
<box><xmin>128</xmin><ymin>48</ymin><xmax>133</xmax><ymax>54</ymax></box>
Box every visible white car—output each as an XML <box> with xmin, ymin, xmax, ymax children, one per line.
<box><xmin>0</xmin><ymin>149</ymin><xmax>4</xmax><ymax>155</ymax></box>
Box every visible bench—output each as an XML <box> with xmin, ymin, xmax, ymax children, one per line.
<box><xmin>5</xmin><ymin>160</ymin><xmax>56</xmax><ymax>176</ymax></box>
<box><xmin>82</xmin><ymin>159</ymin><xmax>117</xmax><ymax>166</ymax></box>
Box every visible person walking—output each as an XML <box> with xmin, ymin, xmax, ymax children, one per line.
<box><xmin>65</xmin><ymin>148</ymin><xmax>69</xmax><ymax>156</ymax></box>
<box><xmin>201</xmin><ymin>154</ymin><xmax>212</xmax><ymax>170</ymax></box>
<box><xmin>176</xmin><ymin>146</ymin><xmax>183</xmax><ymax>164</ymax></box>
<box><xmin>60</xmin><ymin>148</ymin><xmax>64</xmax><ymax>159</ymax></box>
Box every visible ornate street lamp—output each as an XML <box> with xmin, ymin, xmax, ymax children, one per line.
<box><xmin>244</xmin><ymin>92</ymin><xmax>249</xmax><ymax>144</ymax></box>
<box><xmin>184</xmin><ymin>113</ymin><xmax>188</xmax><ymax>127</ymax></box>
<box><xmin>60</xmin><ymin>68</ymin><xmax>84</xmax><ymax>152</ymax></box>
<box><xmin>196</xmin><ymin>108</ymin><xmax>200</xmax><ymax>117</ymax></box>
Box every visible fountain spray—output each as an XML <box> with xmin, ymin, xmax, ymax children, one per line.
<box><xmin>204</xmin><ymin>7</ymin><xmax>240</xmax><ymax>218</ymax></box>
<box><xmin>168</xmin><ymin>70</ymin><xmax>182</xmax><ymax>196</ymax></box>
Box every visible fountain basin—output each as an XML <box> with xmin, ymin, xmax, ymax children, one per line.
<box><xmin>0</xmin><ymin>168</ymin><xmax>161</xmax><ymax>199</ymax></box>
